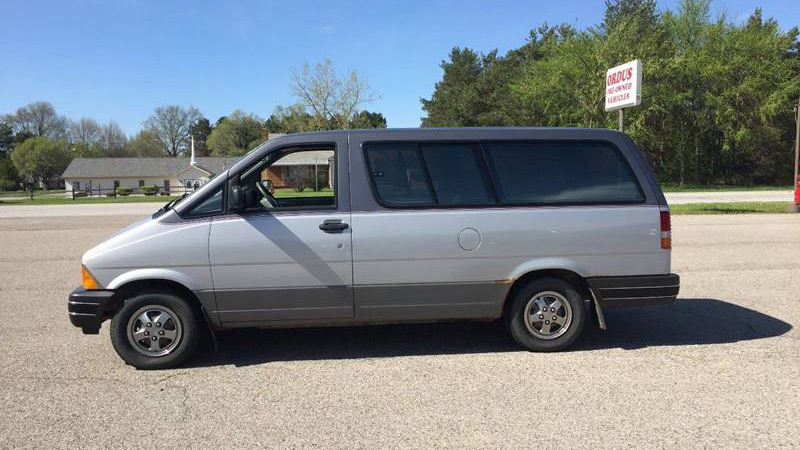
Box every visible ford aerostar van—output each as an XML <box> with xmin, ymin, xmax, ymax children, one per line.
<box><xmin>68</xmin><ymin>128</ymin><xmax>679</xmax><ymax>369</ymax></box>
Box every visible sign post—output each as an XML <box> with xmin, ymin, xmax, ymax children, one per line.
<box><xmin>794</xmin><ymin>97</ymin><xmax>799</xmax><ymax>209</ymax></box>
<box><xmin>605</xmin><ymin>59</ymin><xmax>642</xmax><ymax>131</ymax></box>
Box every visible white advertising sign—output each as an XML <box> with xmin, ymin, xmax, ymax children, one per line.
<box><xmin>605</xmin><ymin>59</ymin><xmax>642</xmax><ymax>111</ymax></box>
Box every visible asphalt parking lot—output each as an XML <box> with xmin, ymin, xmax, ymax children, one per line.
<box><xmin>0</xmin><ymin>212</ymin><xmax>798</xmax><ymax>449</ymax></box>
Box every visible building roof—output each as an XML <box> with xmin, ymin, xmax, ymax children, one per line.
<box><xmin>62</xmin><ymin>149</ymin><xmax>334</xmax><ymax>179</ymax></box>
<box><xmin>275</xmin><ymin>150</ymin><xmax>334</xmax><ymax>166</ymax></box>
<box><xmin>62</xmin><ymin>157</ymin><xmax>239</xmax><ymax>179</ymax></box>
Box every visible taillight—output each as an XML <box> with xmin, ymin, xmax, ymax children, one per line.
<box><xmin>660</xmin><ymin>207</ymin><xmax>671</xmax><ymax>249</ymax></box>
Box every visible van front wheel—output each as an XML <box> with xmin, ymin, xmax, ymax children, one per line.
<box><xmin>506</xmin><ymin>277</ymin><xmax>585</xmax><ymax>352</ymax></box>
<box><xmin>110</xmin><ymin>292</ymin><xmax>201</xmax><ymax>369</ymax></box>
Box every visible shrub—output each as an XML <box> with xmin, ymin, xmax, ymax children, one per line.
<box><xmin>116</xmin><ymin>187</ymin><xmax>132</xmax><ymax>196</ymax></box>
<box><xmin>0</xmin><ymin>179</ymin><xmax>18</xmax><ymax>191</ymax></box>
<box><xmin>142</xmin><ymin>186</ymin><xmax>158</xmax><ymax>196</ymax></box>
<box><xmin>106</xmin><ymin>192</ymin><xmax>115</xmax><ymax>197</ymax></box>
<box><xmin>287</xmin><ymin>166</ymin><xmax>313</xmax><ymax>192</ymax></box>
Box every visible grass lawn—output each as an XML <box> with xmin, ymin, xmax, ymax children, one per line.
<box><xmin>671</xmin><ymin>202</ymin><xmax>792</xmax><ymax>214</ymax></box>
<box><xmin>661</xmin><ymin>184</ymin><xmax>792</xmax><ymax>192</ymax></box>
<box><xmin>273</xmin><ymin>188</ymin><xmax>334</xmax><ymax>198</ymax></box>
<box><xmin>0</xmin><ymin>195</ymin><xmax>178</xmax><ymax>205</ymax></box>
<box><xmin>0</xmin><ymin>190</ymin><xmax>66</xmax><ymax>198</ymax></box>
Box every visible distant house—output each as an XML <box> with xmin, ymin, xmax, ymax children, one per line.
<box><xmin>262</xmin><ymin>150</ymin><xmax>335</xmax><ymax>190</ymax></box>
<box><xmin>61</xmin><ymin>157</ymin><xmax>239</xmax><ymax>195</ymax></box>
<box><xmin>61</xmin><ymin>137</ymin><xmax>334</xmax><ymax>195</ymax></box>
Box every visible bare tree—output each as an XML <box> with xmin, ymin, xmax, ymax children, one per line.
<box><xmin>291</xmin><ymin>60</ymin><xmax>377</xmax><ymax>129</ymax></box>
<box><xmin>143</xmin><ymin>105</ymin><xmax>201</xmax><ymax>157</ymax></box>
<box><xmin>4</xmin><ymin>101</ymin><xmax>68</xmax><ymax>138</ymax></box>
<box><xmin>70</xmin><ymin>118</ymin><xmax>102</xmax><ymax>146</ymax></box>
<box><xmin>98</xmin><ymin>121</ymin><xmax>128</xmax><ymax>157</ymax></box>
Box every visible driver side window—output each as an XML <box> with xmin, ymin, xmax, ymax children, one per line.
<box><xmin>239</xmin><ymin>147</ymin><xmax>336</xmax><ymax>211</ymax></box>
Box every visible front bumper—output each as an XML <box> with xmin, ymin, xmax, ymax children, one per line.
<box><xmin>68</xmin><ymin>287</ymin><xmax>116</xmax><ymax>334</ymax></box>
<box><xmin>587</xmin><ymin>274</ymin><xmax>680</xmax><ymax>308</ymax></box>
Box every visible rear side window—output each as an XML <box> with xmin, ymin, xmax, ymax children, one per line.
<box><xmin>365</xmin><ymin>143</ymin><xmax>493</xmax><ymax>206</ymax></box>
<box><xmin>484</xmin><ymin>142</ymin><xmax>643</xmax><ymax>204</ymax></box>
<box><xmin>420</xmin><ymin>143</ymin><xmax>492</xmax><ymax>205</ymax></box>
<box><xmin>364</xmin><ymin>143</ymin><xmax>434</xmax><ymax>205</ymax></box>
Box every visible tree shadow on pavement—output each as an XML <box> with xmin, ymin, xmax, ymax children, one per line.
<box><xmin>187</xmin><ymin>298</ymin><xmax>791</xmax><ymax>368</ymax></box>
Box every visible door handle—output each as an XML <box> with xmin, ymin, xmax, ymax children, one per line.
<box><xmin>319</xmin><ymin>219</ymin><xmax>349</xmax><ymax>233</ymax></box>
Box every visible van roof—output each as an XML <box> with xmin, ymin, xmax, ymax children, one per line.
<box><xmin>275</xmin><ymin>127</ymin><xmax>621</xmax><ymax>139</ymax></box>
<box><xmin>269</xmin><ymin>126</ymin><xmax>625</xmax><ymax>140</ymax></box>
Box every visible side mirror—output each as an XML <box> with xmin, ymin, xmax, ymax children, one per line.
<box><xmin>229</xmin><ymin>184</ymin><xmax>244</xmax><ymax>211</ymax></box>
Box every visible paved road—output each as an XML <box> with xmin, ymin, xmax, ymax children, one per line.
<box><xmin>0</xmin><ymin>203</ymin><xmax>161</xmax><ymax>218</ymax></box>
<box><xmin>665</xmin><ymin>190</ymin><xmax>793</xmax><ymax>204</ymax></box>
<box><xmin>0</xmin><ymin>214</ymin><xmax>798</xmax><ymax>449</ymax></box>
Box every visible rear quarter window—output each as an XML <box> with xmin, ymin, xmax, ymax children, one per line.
<box><xmin>364</xmin><ymin>143</ymin><xmax>434</xmax><ymax>205</ymax></box>
<box><xmin>484</xmin><ymin>141</ymin><xmax>644</xmax><ymax>204</ymax></box>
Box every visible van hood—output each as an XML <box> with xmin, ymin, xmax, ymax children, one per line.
<box><xmin>82</xmin><ymin>215</ymin><xmax>158</xmax><ymax>266</ymax></box>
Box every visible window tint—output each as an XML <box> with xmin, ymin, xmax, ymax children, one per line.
<box><xmin>365</xmin><ymin>143</ymin><xmax>434</xmax><ymax>205</ymax></box>
<box><xmin>420</xmin><ymin>144</ymin><xmax>492</xmax><ymax>205</ymax></box>
<box><xmin>485</xmin><ymin>142</ymin><xmax>643</xmax><ymax>204</ymax></box>
<box><xmin>185</xmin><ymin>186</ymin><xmax>223</xmax><ymax>216</ymax></box>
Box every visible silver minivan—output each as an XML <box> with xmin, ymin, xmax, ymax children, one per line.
<box><xmin>68</xmin><ymin>128</ymin><xmax>679</xmax><ymax>369</ymax></box>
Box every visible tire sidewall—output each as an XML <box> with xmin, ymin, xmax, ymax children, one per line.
<box><xmin>507</xmin><ymin>277</ymin><xmax>585</xmax><ymax>352</ymax></box>
<box><xmin>110</xmin><ymin>292</ymin><xmax>199</xmax><ymax>369</ymax></box>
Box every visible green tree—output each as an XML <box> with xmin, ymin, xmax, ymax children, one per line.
<box><xmin>0</xmin><ymin>121</ymin><xmax>14</xmax><ymax>157</ymax></box>
<box><xmin>126</xmin><ymin>130</ymin><xmax>163</xmax><ymax>157</ymax></box>
<box><xmin>349</xmin><ymin>110</ymin><xmax>387</xmax><ymax>129</ymax></box>
<box><xmin>265</xmin><ymin>104</ymin><xmax>315</xmax><ymax>133</ymax></box>
<box><xmin>11</xmin><ymin>137</ymin><xmax>71</xmax><ymax>197</ymax></box>
<box><xmin>0</xmin><ymin>156</ymin><xmax>20</xmax><ymax>191</ymax></box>
<box><xmin>421</xmin><ymin>0</ymin><xmax>800</xmax><ymax>186</ymax></box>
<box><xmin>207</xmin><ymin>110</ymin><xmax>265</xmax><ymax>156</ymax></box>
<box><xmin>190</xmin><ymin>117</ymin><xmax>213</xmax><ymax>156</ymax></box>
<box><xmin>421</xmin><ymin>48</ymin><xmax>483</xmax><ymax>127</ymax></box>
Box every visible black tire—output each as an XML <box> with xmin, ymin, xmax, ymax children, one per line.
<box><xmin>110</xmin><ymin>291</ymin><xmax>201</xmax><ymax>369</ymax></box>
<box><xmin>505</xmin><ymin>277</ymin><xmax>585</xmax><ymax>352</ymax></box>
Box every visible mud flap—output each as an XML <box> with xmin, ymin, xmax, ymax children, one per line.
<box><xmin>589</xmin><ymin>288</ymin><xmax>607</xmax><ymax>330</ymax></box>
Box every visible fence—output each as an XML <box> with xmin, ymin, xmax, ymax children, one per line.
<box><xmin>69</xmin><ymin>184</ymin><xmax>200</xmax><ymax>200</ymax></box>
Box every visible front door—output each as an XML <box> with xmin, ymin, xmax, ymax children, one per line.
<box><xmin>208</xmin><ymin>141</ymin><xmax>353</xmax><ymax>324</ymax></box>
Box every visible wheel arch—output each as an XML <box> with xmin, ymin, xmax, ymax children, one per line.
<box><xmin>501</xmin><ymin>268</ymin><xmax>592</xmax><ymax>319</ymax></box>
<box><xmin>109</xmin><ymin>278</ymin><xmax>218</xmax><ymax>331</ymax></box>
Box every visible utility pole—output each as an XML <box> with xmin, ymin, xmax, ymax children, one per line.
<box><xmin>618</xmin><ymin>109</ymin><xmax>624</xmax><ymax>132</ymax></box>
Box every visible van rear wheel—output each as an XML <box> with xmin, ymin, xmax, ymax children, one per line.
<box><xmin>506</xmin><ymin>277</ymin><xmax>585</xmax><ymax>352</ymax></box>
<box><xmin>110</xmin><ymin>291</ymin><xmax>201</xmax><ymax>369</ymax></box>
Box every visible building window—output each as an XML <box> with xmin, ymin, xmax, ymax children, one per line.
<box><xmin>138</xmin><ymin>180</ymin><xmax>145</xmax><ymax>188</ymax></box>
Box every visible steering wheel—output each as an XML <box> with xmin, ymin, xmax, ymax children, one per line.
<box><xmin>255</xmin><ymin>182</ymin><xmax>278</xmax><ymax>207</ymax></box>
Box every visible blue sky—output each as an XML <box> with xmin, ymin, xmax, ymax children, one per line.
<box><xmin>1</xmin><ymin>0</ymin><xmax>797</xmax><ymax>135</ymax></box>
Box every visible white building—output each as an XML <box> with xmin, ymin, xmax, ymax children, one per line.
<box><xmin>61</xmin><ymin>156</ymin><xmax>239</xmax><ymax>195</ymax></box>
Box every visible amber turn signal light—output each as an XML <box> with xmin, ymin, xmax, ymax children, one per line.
<box><xmin>81</xmin><ymin>265</ymin><xmax>100</xmax><ymax>290</ymax></box>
